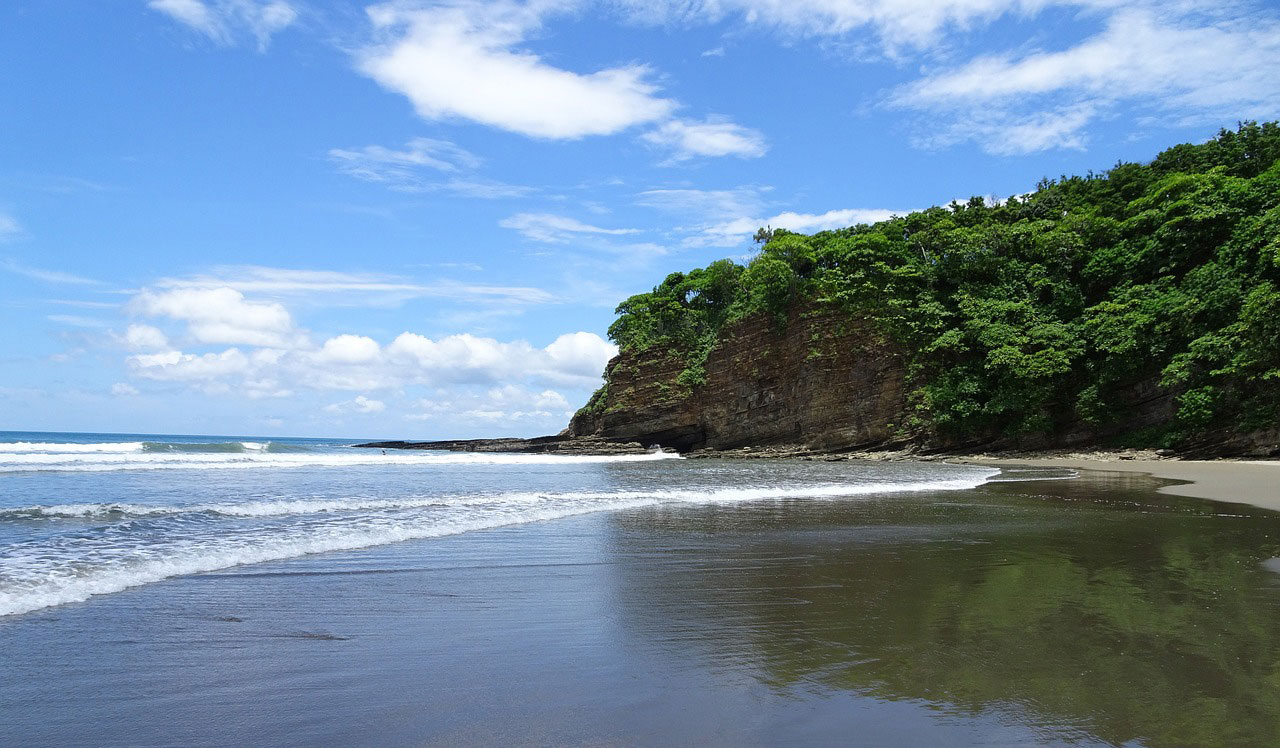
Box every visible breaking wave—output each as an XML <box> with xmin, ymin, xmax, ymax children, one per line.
<box><xmin>0</xmin><ymin>467</ymin><xmax>1000</xmax><ymax>618</ymax></box>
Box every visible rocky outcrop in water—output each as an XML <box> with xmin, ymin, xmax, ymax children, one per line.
<box><xmin>354</xmin><ymin>436</ymin><xmax>659</xmax><ymax>455</ymax></box>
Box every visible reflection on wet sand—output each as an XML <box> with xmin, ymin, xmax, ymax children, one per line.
<box><xmin>608</xmin><ymin>472</ymin><xmax>1280</xmax><ymax>748</ymax></box>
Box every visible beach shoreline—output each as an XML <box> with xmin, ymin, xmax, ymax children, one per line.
<box><xmin>360</xmin><ymin>437</ymin><xmax>1279</xmax><ymax>511</ymax></box>
<box><xmin>955</xmin><ymin>455</ymin><xmax>1280</xmax><ymax>512</ymax></box>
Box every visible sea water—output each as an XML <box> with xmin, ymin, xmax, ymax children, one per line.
<box><xmin>6</xmin><ymin>430</ymin><xmax>1280</xmax><ymax>747</ymax></box>
<box><xmin>0</xmin><ymin>430</ymin><xmax>998</xmax><ymax>619</ymax></box>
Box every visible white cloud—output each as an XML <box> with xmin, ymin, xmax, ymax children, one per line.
<box><xmin>150</xmin><ymin>0</ymin><xmax>222</xmax><ymax>38</ymax></box>
<box><xmin>122</xmin><ymin>324</ymin><xmax>170</xmax><ymax>351</ymax></box>
<box><xmin>329</xmin><ymin>137</ymin><xmax>480</xmax><ymax>179</ymax></box>
<box><xmin>328</xmin><ymin>137</ymin><xmax>539</xmax><ymax>198</ymax></box>
<box><xmin>544</xmin><ymin>330</ymin><xmax>617</xmax><ymax>378</ymax></box>
<box><xmin>150</xmin><ymin>266</ymin><xmax>557</xmax><ymax>307</ymax></box>
<box><xmin>111</xmin><ymin>382</ymin><xmax>140</xmax><ymax>396</ymax></box>
<box><xmin>642</xmin><ymin>118</ymin><xmax>768</xmax><ymax>162</ymax></box>
<box><xmin>889</xmin><ymin>7</ymin><xmax>1280</xmax><ymax>153</ymax></box>
<box><xmin>617</xmin><ymin>0</ymin><xmax>1096</xmax><ymax>53</ymax></box>
<box><xmin>149</xmin><ymin>0</ymin><xmax>298</xmax><ymax>50</ymax></box>
<box><xmin>0</xmin><ymin>214</ymin><xmax>20</xmax><ymax>241</ymax></box>
<box><xmin>47</xmin><ymin>314</ymin><xmax>110</xmax><ymax>328</ymax></box>
<box><xmin>125</xmin><ymin>330</ymin><xmax>616</xmax><ymax>395</ymax></box>
<box><xmin>129</xmin><ymin>348</ymin><xmax>252</xmax><ymax>387</ymax></box>
<box><xmin>129</xmin><ymin>286</ymin><xmax>299</xmax><ymax>347</ymax></box>
<box><xmin>317</xmin><ymin>334</ymin><xmax>381</xmax><ymax>364</ymax></box>
<box><xmin>689</xmin><ymin>208</ymin><xmax>904</xmax><ymax>247</ymax></box>
<box><xmin>406</xmin><ymin>384</ymin><xmax>573</xmax><ymax>424</ymax></box>
<box><xmin>636</xmin><ymin>187</ymin><xmax>769</xmax><ymax>223</ymax></box>
<box><xmin>358</xmin><ymin>1</ymin><xmax>675</xmax><ymax>139</ymax></box>
<box><xmin>325</xmin><ymin>394</ymin><xmax>386</xmax><ymax>414</ymax></box>
<box><xmin>499</xmin><ymin>212</ymin><xmax>641</xmax><ymax>243</ymax></box>
<box><xmin>637</xmin><ymin>188</ymin><xmax>901</xmax><ymax>247</ymax></box>
<box><xmin>2</xmin><ymin>259</ymin><xmax>101</xmax><ymax>285</ymax></box>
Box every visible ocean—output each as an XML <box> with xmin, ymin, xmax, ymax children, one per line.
<box><xmin>3</xmin><ymin>430</ymin><xmax>1280</xmax><ymax>747</ymax></box>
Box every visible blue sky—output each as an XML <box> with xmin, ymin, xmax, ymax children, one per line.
<box><xmin>3</xmin><ymin>0</ymin><xmax>1279</xmax><ymax>438</ymax></box>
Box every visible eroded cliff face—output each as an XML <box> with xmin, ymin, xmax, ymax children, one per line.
<box><xmin>568</xmin><ymin>304</ymin><xmax>908</xmax><ymax>453</ymax></box>
<box><xmin>568</xmin><ymin>303</ymin><xmax>1280</xmax><ymax>457</ymax></box>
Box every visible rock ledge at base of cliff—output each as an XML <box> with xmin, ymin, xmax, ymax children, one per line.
<box><xmin>353</xmin><ymin>436</ymin><xmax>664</xmax><ymax>455</ymax></box>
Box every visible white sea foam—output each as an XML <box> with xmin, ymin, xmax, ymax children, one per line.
<box><xmin>0</xmin><ymin>460</ymin><xmax>1000</xmax><ymax>618</ymax></box>
<box><xmin>0</xmin><ymin>441</ymin><xmax>146</xmax><ymax>453</ymax></box>
<box><xmin>1</xmin><ymin>473</ymin><xmax>1000</xmax><ymax>521</ymax></box>
<box><xmin>0</xmin><ymin>447</ymin><xmax>683</xmax><ymax>473</ymax></box>
<box><xmin>0</xmin><ymin>498</ymin><xmax>657</xmax><ymax>618</ymax></box>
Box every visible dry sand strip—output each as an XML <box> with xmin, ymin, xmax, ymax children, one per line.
<box><xmin>960</xmin><ymin>457</ymin><xmax>1280</xmax><ymax>513</ymax></box>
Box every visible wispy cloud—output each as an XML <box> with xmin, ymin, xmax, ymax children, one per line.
<box><xmin>151</xmin><ymin>266</ymin><xmax>556</xmax><ymax>306</ymax></box>
<box><xmin>500</xmin><ymin>213</ymin><xmax>641</xmax><ymax>243</ymax></box>
<box><xmin>635</xmin><ymin>186</ymin><xmax>770</xmax><ymax>223</ymax></box>
<box><xmin>2</xmin><ymin>259</ymin><xmax>103</xmax><ymax>286</ymax></box>
<box><xmin>617</xmin><ymin>1</ymin><xmax>1280</xmax><ymax>154</ymax></box>
<box><xmin>642</xmin><ymin>117</ymin><xmax>768</xmax><ymax>163</ymax></box>
<box><xmin>47</xmin><ymin>314</ymin><xmax>111</xmax><ymax>328</ymax></box>
<box><xmin>889</xmin><ymin>7</ymin><xmax>1280</xmax><ymax>154</ymax></box>
<box><xmin>325</xmin><ymin>394</ymin><xmax>386</xmax><ymax>414</ymax></box>
<box><xmin>329</xmin><ymin>137</ymin><xmax>481</xmax><ymax>180</ymax></box>
<box><xmin>149</xmin><ymin>0</ymin><xmax>298</xmax><ymax>51</ymax></box>
<box><xmin>329</xmin><ymin>137</ymin><xmax>534</xmax><ymax>198</ymax></box>
<box><xmin>616</xmin><ymin>0</ymin><xmax>1083</xmax><ymax>55</ymax></box>
<box><xmin>692</xmin><ymin>208</ymin><xmax>906</xmax><ymax>247</ymax></box>
<box><xmin>635</xmin><ymin>188</ymin><xmax>901</xmax><ymax>247</ymax></box>
<box><xmin>0</xmin><ymin>214</ymin><xmax>21</xmax><ymax>242</ymax></box>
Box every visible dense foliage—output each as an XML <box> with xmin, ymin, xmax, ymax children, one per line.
<box><xmin>601</xmin><ymin>122</ymin><xmax>1280</xmax><ymax>445</ymax></box>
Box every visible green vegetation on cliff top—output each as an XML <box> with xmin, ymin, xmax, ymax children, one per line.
<box><xmin>590</xmin><ymin>122</ymin><xmax>1280</xmax><ymax>445</ymax></box>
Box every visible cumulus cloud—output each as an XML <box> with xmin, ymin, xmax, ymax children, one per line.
<box><xmin>317</xmin><ymin>334</ymin><xmax>381</xmax><ymax>364</ymax></box>
<box><xmin>122</xmin><ymin>324</ymin><xmax>170</xmax><ymax>351</ymax></box>
<box><xmin>126</xmin><ymin>330</ymin><xmax>616</xmax><ymax>396</ymax></box>
<box><xmin>499</xmin><ymin>212</ymin><xmax>641</xmax><ymax>243</ymax></box>
<box><xmin>149</xmin><ymin>0</ymin><xmax>298</xmax><ymax>50</ymax></box>
<box><xmin>357</xmin><ymin>1</ymin><xmax>675</xmax><ymax>138</ymax></box>
<box><xmin>129</xmin><ymin>286</ymin><xmax>300</xmax><ymax>347</ymax></box>
<box><xmin>641</xmin><ymin>118</ymin><xmax>768</xmax><ymax>162</ymax></box>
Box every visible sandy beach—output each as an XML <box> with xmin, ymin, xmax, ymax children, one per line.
<box><xmin>960</xmin><ymin>455</ymin><xmax>1280</xmax><ymax>511</ymax></box>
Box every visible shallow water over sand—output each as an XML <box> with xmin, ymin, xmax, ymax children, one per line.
<box><xmin>3</xmin><ymin>444</ymin><xmax>1280</xmax><ymax>746</ymax></box>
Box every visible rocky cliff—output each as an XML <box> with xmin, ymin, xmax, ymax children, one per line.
<box><xmin>567</xmin><ymin>302</ymin><xmax>1279</xmax><ymax>457</ymax></box>
<box><xmin>567</xmin><ymin>304</ymin><xmax>910</xmax><ymax>453</ymax></box>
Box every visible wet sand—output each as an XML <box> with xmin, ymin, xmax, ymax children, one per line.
<box><xmin>5</xmin><ymin>468</ymin><xmax>1280</xmax><ymax>747</ymax></box>
<box><xmin>962</xmin><ymin>457</ymin><xmax>1280</xmax><ymax>511</ymax></box>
